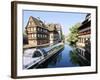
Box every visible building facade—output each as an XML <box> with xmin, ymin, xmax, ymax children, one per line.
<box><xmin>77</xmin><ymin>14</ymin><xmax>91</xmax><ymax>48</ymax></box>
<box><xmin>25</xmin><ymin>16</ymin><xmax>49</xmax><ymax>47</ymax></box>
<box><xmin>25</xmin><ymin>16</ymin><xmax>62</xmax><ymax>47</ymax></box>
<box><xmin>77</xmin><ymin>14</ymin><xmax>91</xmax><ymax>61</ymax></box>
<box><xmin>46</xmin><ymin>23</ymin><xmax>62</xmax><ymax>45</ymax></box>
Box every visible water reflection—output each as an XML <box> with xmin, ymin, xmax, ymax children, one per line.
<box><xmin>69</xmin><ymin>48</ymin><xmax>90</xmax><ymax>66</ymax></box>
<box><xmin>36</xmin><ymin>44</ymin><xmax>90</xmax><ymax>69</ymax></box>
<box><xmin>69</xmin><ymin>49</ymin><xmax>80</xmax><ymax>65</ymax></box>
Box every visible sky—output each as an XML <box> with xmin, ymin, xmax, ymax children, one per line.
<box><xmin>23</xmin><ymin>10</ymin><xmax>87</xmax><ymax>36</ymax></box>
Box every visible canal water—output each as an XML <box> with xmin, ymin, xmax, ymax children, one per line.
<box><xmin>37</xmin><ymin>44</ymin><xmax>86</xmax><ymax>68</ymax></box>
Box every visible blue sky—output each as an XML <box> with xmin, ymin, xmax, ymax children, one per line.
<box><xmin>23</xmin><ymin>10</ymin><xmax>87</xmax><ymax>36</ymax></box>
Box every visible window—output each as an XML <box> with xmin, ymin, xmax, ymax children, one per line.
<box><xmin>41</xmin><ymin>28</ymin><xmax>43</xmax><ymax>31</ymax></box>
<box><xmin>32</xmin><ymin>34</ymin><xmax>34</xmax><ymax>38</ymax></box>
<box><xmin>34</xmin><ymin>28</ymin><xmax>36</xmax><ymax>31</ymax></box>
<box><xmin>39</xmin><ymin>34</ymin><xmax>40</xmax><ymax>38</ymax></box>
<box><xmin>38</xmin><ymin>27</ymin><xmax>40</xmax><ymax>31</ymax></box>
<box><xmin>51</xmin><ymin>35</ymin><xmax>53</xmax><ymax>38</ymax></box>
<box><xmin>42</xmin><ymin>34</ymin><xmax>43</xmax><ymax>38</ymax></box>
<box><xmin>43</xmin><ymin>34</ymin><xmax>45</xmax><ymax>38</ymax></box>
<box><xmin>34</xmin><ymin>34</ymin><xmax>36</xmax><ymax>38</ymax></box>
<box><xmin>45</xmin><ymin>35</ymin><xmax>47</xmax><ymax>38</ymax></box>
<box><xmin>38</xmin><ymin>34</ymin><xmax>40</xmax><ymax>38</ymax></box>
<box><xmin>42</xmin><ymin>29</ymin><xmax>44</xmax><ymax>32</ymax></box>
<box><xmin>31</xmin><ymin>28</ymin><xmax>33</xmax><ymax>32</ymax></box>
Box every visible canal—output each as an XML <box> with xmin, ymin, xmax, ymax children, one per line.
<box><xmin>36</xmin><ymin>44</ymin><xmax>90</xmax><ymax>69</ymax></box>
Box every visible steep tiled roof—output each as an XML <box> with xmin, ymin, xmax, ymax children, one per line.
<box><xmin>26</xmin><ymin>16</ymin><xmax>47</xmax><ymax>29</ymax></box>
<box><xmin>46</xmin><ymin>23</ymin><xmax>58</xmax><ymax>32</ymax></box>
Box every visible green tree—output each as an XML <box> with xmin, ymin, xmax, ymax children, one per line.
<box><xmin>67</xmin><ymin>23</ymin><xmax>81</xmax><ymax>46</ymax></box>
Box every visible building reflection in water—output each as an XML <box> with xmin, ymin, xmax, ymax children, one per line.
<box><xmin>69</xmin><ymin>48</ymin><xmax>90</xmax><ymax>66</ymax></box>
<box><xmin>69</xmin><ymin>49</ymin><xmax>79</xmax><ymax>65</ymax></box>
